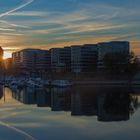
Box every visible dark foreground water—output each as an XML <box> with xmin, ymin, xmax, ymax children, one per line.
<box><xmin>0</xmin><ymin>85</ymin><xmax>140</xmax><ymax>140</ymax></box>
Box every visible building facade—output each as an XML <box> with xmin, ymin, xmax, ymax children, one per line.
<box><xmin>12</xmin><ymin>41</ymin><xmax>130</xmax><ymax>75</ymax></box>
<box><xmin>12</xmin><ymin>49</ymin><xmax>51</xmax><ymax>76</ymax></box>
<box><xmin>71</xmin><ymin>44</ymin><xmax>98</xmax><ymax>72</ymax></box>
<box><xmin>51</xmin><ymin>47</ymin><xmax>71</xmax><ymax>72</ymax></box>
<box><xmin>12</xmin><ymin>51</ymin><xmax>21</xmax><ymax>68</ymax></box>
<box><xmin>35</xmin><ymin>50</ymin><xmax>51</xmax><ymax>76</ymax></box>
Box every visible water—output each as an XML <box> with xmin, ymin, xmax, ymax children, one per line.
<box><xmin>0</xmin><ymin>85</ymin><xmax>140</xmax><ymax>140</ymax></box>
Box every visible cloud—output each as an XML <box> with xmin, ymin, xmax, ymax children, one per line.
<box><xmin>6</xmin><ymin>11</ymin><xmax>47</xmax><ymax>17</ymax></box>
<box><xmin>51</xmin><ymin>24</ymin><xmax>126</xmax><ymax>35</ymax></box>
<box><xmin>0</xmin><ymin>0</ymin><xmax>140</xmax><ymax>55</ymax></box>
<box><xmin>113</xmin><ymin>33</ymin><xmax>140</xmax><ymax>41</ymax></box>
<box><xmin>0</xmin><ymin>0</ymin><xmax>34</xmax><ymax>18</ymax></box>
<box><xmin>0</xmin><ymin>0</ymin><xmax>34</xmax><ymax>38</ymax></box>
<box><xmin>0</xmin><ymin>20</ymin><xmax>29</xmax><ymax>29</ymax></box>
<box><xmin>0</xmin><ymin>28</ymin><xmax>15</xmax><ymax>31</ymax></box>
<box><xmin>0</xmin><ymin>33</ymin><xmax>24</xmax><ymax>36</ymax></box>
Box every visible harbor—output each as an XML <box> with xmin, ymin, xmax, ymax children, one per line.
<box><xmin>1</xmin><ymin>75</ymin><xmax>140</xmax><ymax>93</ymax></box>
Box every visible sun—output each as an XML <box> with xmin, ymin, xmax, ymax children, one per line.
<box><xmin>3</xmin><ymin>52</ymin><xmax>12</xmax><ymax>59</ymax></box>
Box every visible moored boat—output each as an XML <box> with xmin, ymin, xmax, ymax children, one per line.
<box><xmin>51</xmin><ymin>80</ymin><xmax>72</xmax><ymax>87</ymax></box>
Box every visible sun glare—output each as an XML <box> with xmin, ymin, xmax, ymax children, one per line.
<box><xmin>3</xmin><ymin>52</ymin><xmax>12</xmax><ymax>59</ymax></box>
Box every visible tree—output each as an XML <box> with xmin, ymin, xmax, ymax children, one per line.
<box><xmin>103</xmin><ymin>52</ymin><xmax>139</xmax><ymax>75</ymax></box>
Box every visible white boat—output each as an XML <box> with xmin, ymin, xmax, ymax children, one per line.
<box><xmin>26</xmin><ymin>79</ymin><xmax>45</xmax><ymax>89</ymax></box>
<box><xmin>26</xmin><ymin>80</ymin><xmax>36</xmax><ymax>88</ymax></box>
<box><xmin>51</xmin><ymin>80</ymin><xmax>72</xmax><ymax>87</ymax></box>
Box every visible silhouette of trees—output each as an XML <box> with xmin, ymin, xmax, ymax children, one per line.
<box><xmin>103</xmin><ymin>52</ymin><xmax>139</xmax><ymax>75</ymax></box>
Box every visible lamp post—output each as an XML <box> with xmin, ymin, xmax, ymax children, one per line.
<box><xmin>0</xmin><ymin>47</ymin><xmax>6</xmax><ymax>103</ymax></box>
<box><xmin>3</xmin><ymin>71</ymin><xmax>5</xmax><ymax>103</ymax></box>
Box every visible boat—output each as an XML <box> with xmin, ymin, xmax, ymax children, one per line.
<box><xmin>26</xmin><ymin>80</ymin><xmax>36</xmax><ymax>88</ymax></box>
<box><xmin>51</xmin><ymin>80</ymin><xmax>72</xmax><ymax>87</ymax></box>
<box><xmin>26</xmin><ymin>79</ymin><xmax>45</xmax><ymax>89</ymax></box>
<box><xmin>9</xmin><ymin>81</ymin><xmax>18</xmax><ymax>92</ymax></box>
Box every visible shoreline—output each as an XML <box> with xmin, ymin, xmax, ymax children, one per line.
<box><xmin>72</xmin><ymin>80</ymin><xmax>140</xmax><ymax>86</ymax></box>
<box><xmin>73</xmin><ymin>80</ymin><xmax>129</xmax><ymax>86</ymax></box>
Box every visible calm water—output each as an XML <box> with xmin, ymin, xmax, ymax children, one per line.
<box><xmin>0</xmin><ymin>85</ymin><xmax>140</xmax><ymax>140</ymax></box>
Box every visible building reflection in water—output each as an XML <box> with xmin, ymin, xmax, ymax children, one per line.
<box><xmin>71</xmin><ymin>86</ymin><xmax>98</xmax><ymax>116</ymax></box>
<box><xmin>51</xmin><ymin>87</ymin><xmax>71</xmax><ymax>111</ymax></box>
<box><xmin>0</xmin><ymin>86</ymin><xmax>3</xmax><ymax>98</ymax></box>
<box><xmin>12</xmin><ymin>87</ymin><xmax>37</xmax><ymax>104</ymax></box>
<box><xmin>98</xmin><ymin>88</ymin><xmax>130</xmax><ymax>121</ymax></box>
<box><xmin>9</xmin><ymin>85</ymin><xmax>139</xmax><ymax>122</ymax></box>
<box><xmin>0</xmin><ymin>86</ymin><xmax>3</xmax><ymax>103</ymax></box>
<box><xmin>36</xmin><ymin>88</ymin><xmax>51</xmax><ymax>107</ymax></box>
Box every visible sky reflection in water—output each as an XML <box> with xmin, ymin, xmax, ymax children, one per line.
<box><xmin>0</xmin><ymin>86</ymin><xmax>140</xmax><ymax>140</ymax></box>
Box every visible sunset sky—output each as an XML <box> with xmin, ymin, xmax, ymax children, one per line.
<box><xmin>0</xmin><ymin>0</ymin><xmax>140</xmax><ymax>58</ymax></box>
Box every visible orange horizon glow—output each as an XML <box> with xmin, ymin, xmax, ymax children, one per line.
<box><xmin>2</xmin><ymin>41</ymin><xmax>140</xmax><ymax>60</ymax></box>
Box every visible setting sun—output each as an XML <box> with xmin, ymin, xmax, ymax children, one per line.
<box><xmin>3</xmin><ymin>52</ymin><xmax>12</xmax><ymax>59</ymax></box>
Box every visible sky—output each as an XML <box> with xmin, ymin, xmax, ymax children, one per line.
<box><xmin>0</xmin><ymin>0</ymin><xmax>140</xmax><ymax>58</ymax></box>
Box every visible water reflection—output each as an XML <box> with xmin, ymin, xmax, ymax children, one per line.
<box><xmin>12</xmin><ymin>87</ymin><xmax>36</xmax><ymax>104</ymax></box>
<box><xmin>1</xmin><ymin>85</ymin><xmax>140</xmax><ymax>122</ymax></box>
<box><xmin>51</xmin><ymin>87</ymin><xmax>71</xmax><ymax>111</ymax></box>
<box><xmin>37</xmin><ymin>88</ymin><xmax>51</xmax><ymax>107</ymax></box>
<box><xmin>98</xmin><ymin>91</ymin><xmax>130</xmax><ymax>121</ymax></box>
<box><xmin>0</xmin><ymin>86</ymin><xmax>3</xmax><ymax>99</ymax></box>
<box><xmin>71</xmin><ymin>86</ymin><xmax>139</xmax><ymax>121</ymax></box>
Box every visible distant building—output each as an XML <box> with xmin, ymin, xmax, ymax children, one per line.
<box><xmin>12</xmin><ymin>41</ymin><xmax>130</xmax><ymax>75</ymax></box>
<box><xmin>71</xmin><ymin>44</ymin><xmax>98</xmax><ymax>72</ymax></box>
<box><xmin>12</xmin><ymin>49</ymin><xmax>51</xmax><ymax>76</ymax></box>
<box><xmin>35</xmin><ymin>50</ymin><xmax>51</xmax><ymax>76</ymax></box>
<box><xmin>51</xmin><ymin>47</ymin><xmax>71</xmax><ymax>72</ymax></box>
<box><xmin>97</xmin><ymin>41</ymin><xmax>130</xmax><ymax>68</ymax></box>
<box><xmin>13</xmin><ymin>49</ymin><xmax>39</xmax><ymax>75</ymax></box>
<box><xmin>12</xmin><ymin>51</ymin><xmax>21</xmax><ymax>68</ymax></box>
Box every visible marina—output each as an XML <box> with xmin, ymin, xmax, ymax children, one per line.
<box><xmin>0</xmin><ymin>0</ymin><xmax>140</xmax><ymax>139</ymax></box>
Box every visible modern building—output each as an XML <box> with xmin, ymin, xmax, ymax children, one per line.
<box><xmin>35</xmin><ymin>50</ymin><xmax>51</xmax><ymax>76</ymax></box>
<box><xmin>97</xmin><ymin>41</ymin><xmax>130</xmax><ymax>68</ymax></box>
<box><xmin>71</xmin><ymin>44</ymin><xmax>98</xmax><ymax>72</ymax></box>
<box><xmin>12</xmin><ymin>51</ymin><xmax>21</xmax><ymax>68</ymax></box>
<box><xmin>12</xmin><ymin>49</ymin><xmax>51</xmax><ymax>76</ymax></box>
<box><xmin>12</xmin><ymin>41</ymin><xmax>130</xmax><ymax>75</ymax></box>
<box><xmin>51</xmin><ymin>47</ymin><xmax>71</xmax><ymax>72</ymax></box>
